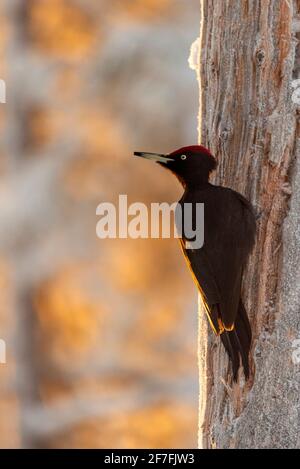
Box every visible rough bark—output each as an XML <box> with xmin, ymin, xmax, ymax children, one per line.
<box><xmin>197</xmin><ymin>0</ymin><xmax>300</xmax><ymax>449</ymax></box>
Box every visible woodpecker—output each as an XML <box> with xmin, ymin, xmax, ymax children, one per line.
<box><xmin>134</xmin><ymin>146</ymin><xmax>256</xmax><ymax>381</ymax></box>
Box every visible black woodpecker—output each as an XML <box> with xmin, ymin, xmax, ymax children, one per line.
<box><xmin>134</xmin><ymin>145</ymin><xmax>256</xmax><ymax>381</ymax></box>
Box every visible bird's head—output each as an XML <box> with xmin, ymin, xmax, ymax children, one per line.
<box><xmin>134</xmin><ymin>145</ymin><xmax>217</xmax><ymax>187</ymax></box>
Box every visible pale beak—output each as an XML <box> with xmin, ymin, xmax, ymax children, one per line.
<box><xmin>134</xmin><ymin>151</ymin><xmax>174</xmax><ymax>164</ymax></box>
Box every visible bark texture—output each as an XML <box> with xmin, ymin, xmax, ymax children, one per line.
<box><xmin>197</xmin><ymin>0</ymin><xmax>300</xmax><ymax>449</ymax></box>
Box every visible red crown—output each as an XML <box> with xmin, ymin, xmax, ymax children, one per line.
<box><xmin>169</xmin><ymin>145</ymin><xmax>213</xmax><ymax>157</ymax></box>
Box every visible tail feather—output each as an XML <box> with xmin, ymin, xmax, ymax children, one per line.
<box><xmin>237</xmin><ymin>299</ymin><xmax>252</xmax><ymax>343</ymax></box>
<box><xmin>220</xmin><ymin>331</ymin><xmax>240</xmax><ymax>381</ymax></box>
<box><xmin>220</xmin><ymin>300</ymin><xmax>252</xmax><ymax>381</ymax></box>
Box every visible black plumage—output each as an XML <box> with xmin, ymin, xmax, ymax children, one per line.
<box><xmin>134</xmin><ymin>146</ymin><xmax>256</xmax><ymax>380</ymax></box>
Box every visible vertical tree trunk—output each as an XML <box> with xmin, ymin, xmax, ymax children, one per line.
<box><xmin>197</xmin><ymin>0</ymin><xmax>300</xmax><ymax>449</ymax></box>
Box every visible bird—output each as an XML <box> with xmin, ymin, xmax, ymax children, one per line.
<box><xmin>134</xmin><ymin>145</ymin><xmax>256</xmax><ymax>381</ymax></box>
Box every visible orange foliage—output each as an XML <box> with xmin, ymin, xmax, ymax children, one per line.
<box><xmin>23</xmin><ymin>107</ymin><xmax>57</xmax><ymax>152</ymax></box>
<box><xmin>26</xmin><ymin>0</ymin><xmax>97</xmax><ymax>59</ymax></box>
<box><xmin>34</xmin><ymin>264</ymin><xmax>106</xmax><ymax>362</ymax></box>
<box><xmin>44</xmin><ymin>402</ymin><xmax>196</xmax><ymax>449</ymax></box>
<box><xmin>114</xmin><ymin>0</ymin><xmax>172</xmax><ymax>21</ymax></box>
<box><xmin>63</xmin><ymin>111</ymin><xmax>128</xmax><ymax>199</ymax></box>
<box><xmin>0</xmin><ymin>0</ymin><xmax>198</xmax><ymax>449</ymax></box>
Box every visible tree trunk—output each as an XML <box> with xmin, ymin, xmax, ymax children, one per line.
<box><xmin>197</xmin><ymin>0</ymin><xmax>300</xmax><ymax>449</ymax></box>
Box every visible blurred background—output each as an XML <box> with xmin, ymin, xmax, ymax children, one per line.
<box><xmin>0</xmin><ymin>0</ymin><xmax>200</xmax><ymax>448</ymax></box>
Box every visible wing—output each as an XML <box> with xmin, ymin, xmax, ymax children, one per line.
<box><xmin>179</xmin><ymin>238</ymin><xmax>225</xmax><ymax>334</ymax></box>
<box><xmin>180</xmin><ymin>186</ymin><xmax>256</xmax><ymax>334</ymax></box>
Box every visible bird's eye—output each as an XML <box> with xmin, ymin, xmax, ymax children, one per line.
<box><xmin>181</xmin><ymin>154</ymin><xmax>187</xmax><ymax>160</ymax></box>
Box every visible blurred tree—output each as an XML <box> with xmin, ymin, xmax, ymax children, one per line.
<box><xmin>1</xmin><ymin>0</ymin><xmax>199</xmax><ymax>449</ymax></box>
